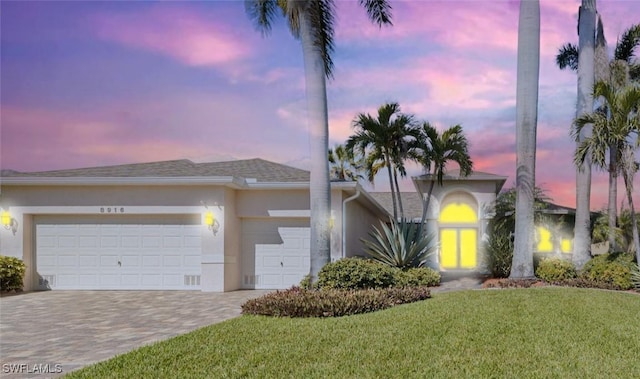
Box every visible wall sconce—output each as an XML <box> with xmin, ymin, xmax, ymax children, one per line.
<box><xmin>205</xmin><ymin>211</ymin><xmax>220</xmax><ymax>235</ymax></box>
<box><xmin>1</xmin><ymin>210</ymin><xmax>18</xmax><ymax>235</ymax></box>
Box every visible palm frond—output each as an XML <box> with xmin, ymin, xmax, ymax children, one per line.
<box><xmin>307</xmin><ymin>0</ymin><xmax>336</xmax><ymax>79</ymax></box>
<box><xmin>359</xmin><ymin>0</ymin><xmax>393</xmax><ymax>27</ymax></box>
<box><xmin>556</xmin><ymin>43</ymin><xmax>579</xmax><ymax>71</ymax></box>
<box><xmin>614</xmin><ymin>24</ymin><xmax>640</xmax><ymax>62</ymax></box>
<box><xmin>245</xmin><ymin>0</ymin><xmax>280</xmax><ymax>35</ymax></box>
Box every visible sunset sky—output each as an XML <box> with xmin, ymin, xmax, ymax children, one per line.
<box><xmin>1</xmin><ymin>0</ymin><xmax>639</xmax><ymax>210</ymax></box>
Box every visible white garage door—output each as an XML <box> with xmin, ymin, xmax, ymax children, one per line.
<box><xmin>35</xmin><ymin>215</ymin><xmax>202</xmax><ymax>290</ymax></box>
<box><xmin>242</xmin><ymin>218</ymin><xmax>310</xmax><ymax>289</ymax></box>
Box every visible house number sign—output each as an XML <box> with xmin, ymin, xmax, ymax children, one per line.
<box><xmin>100</xmin><ymin>207</ymin><xmax>125</xmax><ymax>213</ymax></box>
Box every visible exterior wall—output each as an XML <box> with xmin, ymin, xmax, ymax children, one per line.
<box><xmin>0</xmin><ymin>185</ymin><xmax>227</xmax><ymax>292</ymax></box>
<box><xmin>236</xmin><ymin>190</ymin><xmax>310</xmax><ymax>217</ymax></box>
<box><xmin>344</xmin><ymin>193</ymin><xmax>382</xmax><ymax>259</ymax></box>
<box><xmin>223</xmin><ymin>188</ymin><xmax>242</xmax><ymax>291</ymax></box>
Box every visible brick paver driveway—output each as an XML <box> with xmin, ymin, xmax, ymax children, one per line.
<box><xmin>0</xmin><ymin>290</ymin><xmax>270</xmax><ymax>378</ymax></box>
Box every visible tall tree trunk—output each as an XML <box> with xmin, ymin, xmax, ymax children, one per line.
<box><xmin>511</xmin><ymin>0</ymin><xmax>540</xmax><ymax>279</ymax></box>
<box><xmin>385</xmin><ymin>155</ymin><xmax>398</xmax><ymax>220</ymax></box>
<box><xmin>300</xmin><ymin>11</ymin><xmax>331</xmax><ymax>282</ymax></box>
<box><xmin>595</xmin><ymin>14</ymin><xmax>616</xmax><ymax>252</ymax></box>
<box><xmin>621</xmin><ymin>148</ymin><xmax>640</xmax><ymax>263</ymax></box>
<box><xmin>418</xmin><ymin>179</ymin><xmax>436</xmax><ymax>237</ymax></box>
<box><xmin>392</xmin><ymin>168</ymin><xmax>404</xmax><ymax>219</ymax></box>
<box><xmin>607</xmin><ymin>145</ymin><xmax>618</xmax><ymax>251</ymax></box>
<box><xmin>573</xmin><ymin>0</ymin><xmax>597</xmax><ymax>270</ymax></box>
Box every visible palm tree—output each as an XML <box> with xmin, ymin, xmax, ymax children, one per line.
<box><xmin>410</xmin><ymin>122</ymin><xmax>472</xmax><ymax>234</ymax></box>
<box><xmin>346</xmin><ymin>102</ymin><xmax>415</xmax><ymax>220</ymax></box>
<box><xmin>573</xmin><ymin>81</ymin><xmax>640</xmax><ymax>262</ymax></box>
<box><xmin>571</xmin><ymin>0</ymin><xmax>597</xmax><ymax>270</ymax></box>
<box><xmin>557</xmin><ymin>21</ymin><xmax>640</xmax><ymax>253</ymax></box>
<box><xmin>511</xmin><ymin>0</ymin><xmax>540</xmax><ymax>279</ymax></box>
<box><xmin>328</xmin><ymin>144</ymin><xmax>363</xmax><ymax>181</ymax></box>
<box><xmin>245</xmin><ymin>0</ymin><xmax>393</xmax><ymax>282</ymax></box>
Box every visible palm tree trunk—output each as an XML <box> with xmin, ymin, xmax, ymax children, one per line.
<box><xmin>300</xmin><ymin>10</ymin><xmax>331</xmax><ymax>282</ymax></box>
<box><xmin>418</xmin><ymin>179</ymin><xmax>436</xmax><ymax>237</ymax></box>
<box><xmin>573</xmin><ymin>0</ymin><xmax>597</xmax><ymax>269</ymax></box>
<box><xmin>511</xmin><ymin>0</ymin><xmax>540</xmax><ymax>279</ymax></box>
<box><xmin>621</xmin><ymin>150</ymin><xmax>640</xmax><ymax>263</ymax></box>
<box><xmin>385</xmin><ymin>155</ymin><xmax>398</xmax><ymax>220</ymax></box>
<box><xmin>607</xmin><ymin>144</ymin><xmax>618</xmax><ymax>251</ymax></box>
<box><xmin>392</xmin><ymin>168</ymin><xmax>404</xmax><ymax>219</ymax></box>
<box><xmin>622</xmin><ymin>170</ymin><xmax>640</xmax><ymax>262</ymax></box>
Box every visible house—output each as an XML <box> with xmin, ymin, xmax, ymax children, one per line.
<box><xmin>0</xmin><ymin>159</ymin><xmax>388</xmax><ymax>292</ymax></box>
<box><xmin>0</xmin><ymin>158</ymin><xmax>580</xmax><ymax>292</ymax></box>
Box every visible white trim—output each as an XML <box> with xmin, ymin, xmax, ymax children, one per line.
<box><xmin>267</xmin><ymin>210</ymin><xmax>311</xmax><ymax>217</ymax></box>
<box><xmin>12</xmin><ymin>206</ymin><xmax>204</xmax><ymax>215</ymax></box>
<box><xmin>0</xmin><ymin>176</ymin><xmax>245</xmax><ymax>187</ymax></box>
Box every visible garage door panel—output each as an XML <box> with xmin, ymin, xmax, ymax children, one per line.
<box><xmin>36</xmin><ymin>216</ymin><xmax>202</xmax><ymax>290</ymax></box>
<box><xmin>58</xmin><ymin>255</ymin><xmax>77</xmax><ymax>267</ymax></box>
<box><xmin>78</xmin><ymin>255</ymin><xmax>98</xmax><ymax>267</ymax></box>
<box><xmin>142</xmin><ymin>236</ymin><xmax>161</xmax><ymax>248</ymax></box>
<box><xmin>142</xmin><ymin>255</ymin><xmax>161</xmax><ymax>266</ymax></box>
<box><xmin>78</xmin><ymin>236</ymin><xmax>98</xmax><ymax>248</ymax></box>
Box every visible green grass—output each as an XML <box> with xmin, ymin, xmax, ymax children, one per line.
<box><xmin>67</xmin><ymin>288</ymin><xmax>640</xmax><ymax>378</ymax></box>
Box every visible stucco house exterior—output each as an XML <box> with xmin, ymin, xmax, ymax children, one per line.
<box><xmin>1</xmin><ymin>158</ymin><xmax>581</xmax><ymax>292</ymax></box>
<box><xmin>0</xmin><ymin>159</ymin><xmax>388</xmax><ymax>292</ymax></box>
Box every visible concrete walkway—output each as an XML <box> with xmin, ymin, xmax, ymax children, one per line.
<box><xmin>0</xmin><ymin>290</ymin><xmax>270</xmax><ymax>378</ymax></box>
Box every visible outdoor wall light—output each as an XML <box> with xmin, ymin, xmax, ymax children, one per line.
<box><xmin>1</xmin><ymin>210</ymin><xmax>18</xmax><ymax>235</ymax></box>
<box><xmin>205</xmin><ymin>211</ymin><xmax>220</xmax><ymax>235</ymax></box>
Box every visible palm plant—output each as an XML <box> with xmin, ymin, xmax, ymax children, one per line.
<box><xmin>557</xmin><ymin>21</ymin><xmax>640</xmax><ymax>254</ymax></box>
<box><xmin>245</xmin><ymin>0</ymin><xmax>393</xmax><ymax>282</ymax></box>
<box><xmin>346</xmin><ymin>102</ymin><xmax>416</xmax><ymax>219</ymax></box>
<box><xmin>573</xmin><ymin>81</ymin><xmax>640</xmax><ymax>261</ymax></box>
<box><xmin>328</xmin><ymin>144</ymin><xmax>363</xmax><ymax>181</ymax></box>
<box><xmin>410</xmin><ymin>122</ymin><xmax>472</xmax><ymax>234</ymax></box>
<box><xmin>511</xmin><ymin>0</ymin><xmax>540</xmax><ymax>279</ymax></box>
<box><xmin>362</xmin><ymin>218</ymin><xmax>437</xmax><ymax>269</ymax></box>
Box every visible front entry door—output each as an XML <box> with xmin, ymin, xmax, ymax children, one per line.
<box><xmin>440</xmin><ymin>228</ymin><xmax>477</xmax><ymax>269</ymax></box>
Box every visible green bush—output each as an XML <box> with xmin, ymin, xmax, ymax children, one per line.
<box><xmin>580</xmin><ymin>253</ymin><xmax>635</xmax><ymax>290</ymax></box>
<box><xmin>483</xmin><ymin>232</ymin><xmax>513</xmax><ymax>278</ymax></box>
<box><xmin>536</xmin><ymin>257</ymin><xmax>577</xmax><ymax>282</ymax></box>
<box><xmin>241</xmin><ymin>286</ymin><xmax>431</xmax><ymax>318</ymax></box>
<box><xmin>362</xmin><ymin>218</ymin><xmax>436</xmax><ymax>269</ymax></box>
<box><xmin>631</xmin><ymin>264</ymin><xmax>640</xmax><ymax>291</ymax></box>
<box><xmin>317</xmin><ymin>258</ymin><xmax>397</xmax><ymax>290</ymax></box>
<box><xmin>0</xmin><ymin>255</ymin><xmax>26</xmax><ymax>292</ymax></box>
<box><xmin>394</xmin><ymin>267</ymin><xmax>441</xmax><ymax>287</ymax></box>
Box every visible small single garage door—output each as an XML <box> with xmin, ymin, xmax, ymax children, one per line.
<box><xmin>242</xmin><ymin>218</ymin><xmax>310</xmax><ymax>289</ymax></box>
<box><xmin>35</xmin><ymin>215</ymin><xmax>202</xmax><ymax>290</ymax></box>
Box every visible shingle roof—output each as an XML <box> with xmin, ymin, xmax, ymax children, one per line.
<box><xmin>368</xmin><ymin>192</ymin><xmax>424</xmax><ymax>220</ymax></box>
<box><xmin>1</xmin><ymin>158</ymin><xmax>310</xmax><ymax>183</ymax></box>
<box><xmin>414</xmin><ymin>169</ymin><xmax>508</xmax><ymax>181</ymax></box>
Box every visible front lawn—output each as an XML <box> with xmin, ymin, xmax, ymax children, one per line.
<box><xmin>67</xmin><ymin>288</ymin><xmax>640</xmax><ymax>378</ymax></box>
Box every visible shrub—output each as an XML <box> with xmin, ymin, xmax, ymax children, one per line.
<box><xmin>317</xmin><ymin>258</ymin><xmax>397</xmax><ymax>290</ymax></box>
<box><xmin>0</xmin><ymin>255</ymin><xmax>26</xmax><ymax>292</ymax></box>
<box><xmin>483</xmin><ymin>232</ymin><xmax>513</xmax><ymax>278</ymax></box>
<box><xmin>394</xmin><ymin>267</ymin><xmax>441</xmax><ymax>287</ymax></box>
<box><xmin>241</xmin><ymin>286</ymin><xmax>431</xmax><ymax>318</ymax></box>
<box><xmin>631</xmin><ymin>264</ymin><xmax>640</xmax><ymax>291</ymax></box>
<box><xmin>536</xmin><ymin>257</ymin><xmax>577</xmax><ymax>282</ymax></box>
<box><xmin>362</xmin><ymin>218</ymin><xmax>436</xmax><ymax>269</ymax></box>
<box><xmin>580</xmin><ymin>253</ymin><xmax>635</xmax><ymax>290</ymax></box>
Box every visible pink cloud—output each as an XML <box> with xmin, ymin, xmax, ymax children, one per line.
<box><xmin>90</xmin><ymin>7</ymin><xmax>251</xmax><ymax>67</ymax></box>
